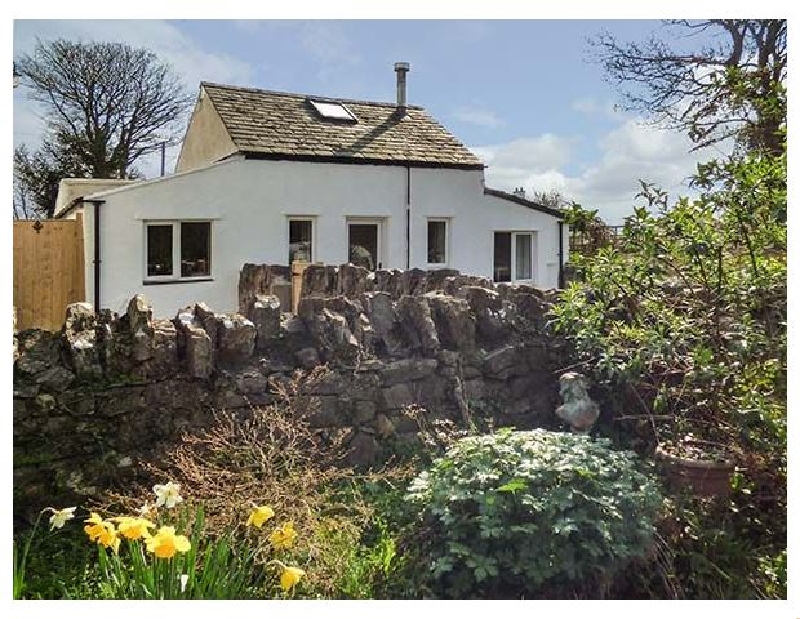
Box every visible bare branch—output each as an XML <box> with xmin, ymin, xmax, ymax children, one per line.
<box><xmin>587</xmin><ymin>20</ymin><xmax>786</xmax><ymax>154</ymax></box>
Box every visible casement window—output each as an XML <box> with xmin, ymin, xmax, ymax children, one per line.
<box><xmin>493</xmin><ymin>231</ymin><xmax>535</xmax><ymax>283</ymax></box>
<box><xmin>288</xmin><ymin>218</ymin><xmax>314</xmax><ymax>265</ymax></box>
<box><xmin>427</xmin><ymin>219</ymin><xmax>449</xmax><ymax>267</ymax></box>
<box><xmin>144</xmin><ymin>221</ymin><xmax>211</xmax><ymax>281</ymax></box>
<box><xmin>347</xmin><ymin>218</ymin><xmax>385</xmax><ymax>271</ymax></box>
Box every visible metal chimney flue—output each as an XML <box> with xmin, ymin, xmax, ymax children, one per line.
<box><xmin>394</xmin><ymin>62</ymin><xmax>410</xmax><ymax>113</ymax></box>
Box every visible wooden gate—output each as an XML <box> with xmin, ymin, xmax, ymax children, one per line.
<box><xmin>13</xmin><ymin>214</ymin><xmax>85</xmax><ymax>331</ymax></box>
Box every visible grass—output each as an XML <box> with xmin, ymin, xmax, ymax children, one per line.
<box><xmin>14</xmin><ymin>522</ymin><xmax>102</xmax><ymax>599</ymax></box>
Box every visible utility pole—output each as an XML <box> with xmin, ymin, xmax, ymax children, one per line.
<box><xmin>155</xmin><ymin>137</ymin><xmax>178</xmax><ymax>177</ymax></box>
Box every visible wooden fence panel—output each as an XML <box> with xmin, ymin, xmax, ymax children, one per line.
<box><xmin>13</xmin><ymin>214</ymin><xmax>85</xmax><ymax>331</ymax></box>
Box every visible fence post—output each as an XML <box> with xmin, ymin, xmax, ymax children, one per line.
<box><xmin>291</xmin><ymin>261</ymin><xmax>307</xmax><ymax>314</ymax></box>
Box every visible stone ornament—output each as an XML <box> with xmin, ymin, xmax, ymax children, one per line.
<box><xmin>555</xmin><ymin>371</ymin><xmax>600</xmax><ymax>433</ymax></box>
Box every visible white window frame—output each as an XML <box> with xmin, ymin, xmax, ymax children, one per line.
<box><xmin>143</xmin><ymin>220</ymin><xmax>213</xmax><ymax>282</ymax></box>
<box><xmin>493</xmin><ymin>230</ymin><xmax>537</xmax><ymax>284</ymax></box>
<box><xmin>513</xmin><ymin>232</ymin><xmax>534</xmax><ymax>281</ymax></box>
<box><xmin>426</xmin><ymin>218</ymin><xmax>450</xmax><ymax>269</ymax></box>
<box><xmin>287</xmin><ymin>217</ymin><xmax>316</xmax><ymax>266</ymax></box>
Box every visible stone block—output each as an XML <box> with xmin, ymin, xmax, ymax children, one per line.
<box><xmin>381</xmin><ymin>382</ymin><xmax>416</xmax><ymax>410</ymax></box>
<box><xmin>381</xmin><ymin>358</ymin><xmax>439</xmax><ymax>386</ymax></box>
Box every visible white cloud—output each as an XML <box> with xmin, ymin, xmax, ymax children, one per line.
<box><xmin>298</xmin><ymin>21</ymin><xmax>362</xmax><ymax>87</ymax></box>
<box><xmin>474</xmin><ymin>119</ymin><xmax>728</xmax><ymax>225</ymax></box>
<box><xmin>14</xmin><ymin>20</ymin><xmax>253</xmax><ymax>91</ymax></box>
<box><xmin>571</xmin><ymin>97</ymin><xmax>621</xmax><ymax>120</ymax></box>
<box><xmin>13</xmin><ymin>20</ymin><xmax>254</xmax><ymax>178</ymax></box>
<box><xmin>454</xmin><ymin>107</ymin><xmax>503</xmax><ymax>128</ymax></box>
<box><xmin>474</xmin><ymin>134</ymin><xmax>573</xmax><ymax>170</ymax></box>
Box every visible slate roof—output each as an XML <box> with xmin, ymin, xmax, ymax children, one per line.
<box><xmin>201</xmin><ymin>82</ymin><xmax>485</xmax><ymax>169</ymax></box>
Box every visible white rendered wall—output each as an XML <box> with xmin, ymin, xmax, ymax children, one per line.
<box><xmin>84</xmin><ymin>158</ymin><xmax>565</xmax><ymax>318</ymax></box>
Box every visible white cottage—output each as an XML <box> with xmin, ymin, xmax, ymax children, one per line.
<box><xmin>56</xmin><ymin>63</ymin><xmax>568</xmax><ymax>318</ymax></box>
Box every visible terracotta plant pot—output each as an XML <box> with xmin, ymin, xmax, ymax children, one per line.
<box><xmin>655</xmin><ymin>440</ymin><xmax>735</xmax><ymax>498</ymax></box>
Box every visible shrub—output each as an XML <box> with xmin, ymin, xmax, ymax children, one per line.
<box><xmin>405</xmin><ymin>428</ymin><xmax>662</xmax><ymax>599</ymax></box>
<box><xmin>548</xmin><ymin>146</ymin><xmax>786</xmax><ymax>597</ymax></box>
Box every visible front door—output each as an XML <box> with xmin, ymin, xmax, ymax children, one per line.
<box><xmin>348</xmin><ymin>221</ymin><xmax>382</xmax><ymax>270</ymax></box>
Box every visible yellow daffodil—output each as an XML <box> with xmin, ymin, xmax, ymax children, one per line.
<box><xmin>110</xmin><ymin>516</ymin><xmax>155</xmax><ymax>540</ymax></box>
<box><xmin>145</xmin><ymin>525</ymin><xmax>191</xmax><ymax>559</ymax></box>
<box><xmin>47</xmin><ymin>506</ymin><xmax>76</xmax><ymax>530</ymax></box>
<box><xmin>84</xmin><ymin>513</ymin><xmax>120</xmax><ymax>553</ymax></box>
<box><xmin>279</xmin><ymin>566</ymin><xmax>305</xmax><ymax>592</ymax></box>
<box><xmin>84</xmin><ymin>512</ymin><xmax>107</xmax><ymax>540</ymax></box>
<box><xmin>246</xmin><ymin>505</ymin><xmax>275</xmax><ymax>528</ymax></box>
<box><xmin>153</xmin><ymin>481</ymin><xmax>183</xmax><ymax>509</ymax></box>
<box><xmin>268</xmin><ymin>522</ymin><xmax>298</xmax><ymax>550</ymax></box>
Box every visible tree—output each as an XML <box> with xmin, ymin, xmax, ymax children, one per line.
<box><xmin>15</xmin><ymin>38</ymin><xmax>191</xmax><ymax>214</ymax></box>
<box><xmin>528</xmin><ymin>188</ymin><xmax>570</xmax><ymax>210</ymax></box>
<box><xmin>589</xmin><ymin>20</ymin><xmax>786</xmax><ymax>154</ymax></box>
<box><xmin>14</xmin><ymin>140</ymin><xmax>91</xmax><ymax>219</ymax></box>
<box><xmin>561</xmin><ymin>202</ymin><xmax>612</xmax><ymax>258</ymax></box>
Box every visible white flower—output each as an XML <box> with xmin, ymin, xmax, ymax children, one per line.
<box><xmin>179</xmin><ymin>574</ymin><xmax>189</xmax><ymax>593</ymax></box>
<box><xmin>153</xmin><ymin>481</ymin><xmax>183</xmax><ymax>509</ymax></box>
<box><xmin>137</xmin><ymin>501</ymin><xmax>156</xmax><ymax>517</ymax></box>
<box><xmin>48</xmin><ymin>507</ymin><xmax>77</xmax><ymax>530</ymax></box>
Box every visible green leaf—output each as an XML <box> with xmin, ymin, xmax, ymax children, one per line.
<box><xmin>498</xmin><ymin>478</ymin><xmax>527</xmax><ymax>493</ymax></box>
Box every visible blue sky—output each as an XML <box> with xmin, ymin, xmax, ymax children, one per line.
<box><xmin>13</xmin><ymin>18</ymin><xmax>729</xmax><ymax>224</ymax></box>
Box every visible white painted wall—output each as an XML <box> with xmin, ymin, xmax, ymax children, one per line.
<box><xmin>474</xmin><ymin>193</ymin><xmax>569</xmax><ymax>289</ymax></box>
<box><xmin>83</xmin><ymin>158</ymin><xmax>566</xmax><ymax>318</ymax></box>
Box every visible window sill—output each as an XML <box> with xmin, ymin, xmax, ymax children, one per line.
<box><xmin>142</xmin><ymin>277</ymin><xmax>214</xmax><ymax>286</ymax></box>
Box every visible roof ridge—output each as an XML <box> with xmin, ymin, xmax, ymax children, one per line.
<box><xmin>200</xmin><ymin>81</ymin><xmax>425</xmax><ymax>110</ymax></box>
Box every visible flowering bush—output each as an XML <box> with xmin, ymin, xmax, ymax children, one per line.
<box><xmin>405</xmin><ymin>429</ymin><xmax>662</xmax><ymax>598</ymax></box>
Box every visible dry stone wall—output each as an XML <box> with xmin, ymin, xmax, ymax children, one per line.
<box><xmin>14</xmin><ymin>264</ymin><xmax>570</xmax><ymax>519</ymax></box>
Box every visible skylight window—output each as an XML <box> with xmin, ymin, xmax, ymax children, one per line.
<box><xmin>309</xmin><ymin>100</ymin><xmax>358</xmax><ymax>122</ymax></box>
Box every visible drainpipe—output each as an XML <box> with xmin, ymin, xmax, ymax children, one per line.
<box><xmin>84</xmin><ymin>198</ymin><xmax>105</xmax><ymax>311</ymax></box>
<box><xmin>557</xmin><ymin>220</ymin><xmax>565</xmax><ymax>289</ymax></box>
<box><xmin>395</xmin><ymin>61</ymin><xmax>412</xmax><ymax>270</ymax></box>
<box><xmin>405</xmin><ymin>166</ymin><xmax>411</xmax><ymax>269</ymax></box>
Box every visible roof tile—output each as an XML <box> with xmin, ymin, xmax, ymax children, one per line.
<box><xmin>201</xmin><ymin>82</ymin><xmax>484</xmax><ymax>169</ymax></box>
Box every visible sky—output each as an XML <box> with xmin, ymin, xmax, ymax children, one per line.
<box><xmin>11</xmin><ymin>18</ymin><xmax>734</xmax><ymax>225</ymax></box>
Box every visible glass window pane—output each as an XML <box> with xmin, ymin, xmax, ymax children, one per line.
<box><xmin>516</xmin><ymin>234</ymin><xmax>532</xmax><ymax>280</ymax></box>
<box><xmin>310</xmin><ymin>100</ymin><xmax>357</xmax><ymax>121</ymax></box>
<box><xmin>427</xmin><ymin>220</ymin><xmax>447</xmax><ymax>264</ymax></box>
<box><xmin>147</xmin><ymin>225</ymin><xmax>173</xmax><ymax>277</ymax></box>
<box><xmin>493</xmin><ymin>232</ymin><xmax>511</xmax><ymax>282</ymax></box>
<box><xmin>289</xmin><ymin>220</ymin><xmax>313</xmax><ymax>264</ymax></box>
<box><xmin>181</xmin><ymin>222</ymin><xmax>211</xmax><ymax>277</ymax></box>
<box><xmin>349</xmin><ymin>224</ymin><xmax>378</xmax><ymax>270</ymax></box>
